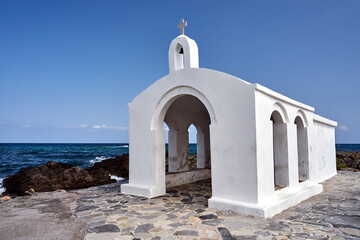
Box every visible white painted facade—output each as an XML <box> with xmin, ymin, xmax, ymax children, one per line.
<box><xmin>121</xmin><ymin>22</ymin><xmax>337</xmax><ymax>218</ymax></box>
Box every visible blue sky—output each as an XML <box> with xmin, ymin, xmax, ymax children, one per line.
<box><xmin>0</xmin><ymin>0</ymin><xmax>359</xmax><ymax>143</ymax></box>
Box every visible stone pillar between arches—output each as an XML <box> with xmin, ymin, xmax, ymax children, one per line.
<box><xmin>168</xmin><ymin>127</ymin><xmax>189</xmax><ymax>172</ymax></box>
<box><xmin>196</xmin><ymin>132</ymin><xmax>205</xmax><ymax>168</ymax></box>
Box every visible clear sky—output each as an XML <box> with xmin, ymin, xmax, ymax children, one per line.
<box><xmin>0</xmin><ymin>0</ymin><xmax>359</xmax><ymax>143</ymax></box>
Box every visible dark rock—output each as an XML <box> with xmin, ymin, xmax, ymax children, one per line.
<box><xmin>75</xmin><ymin>205</ymin><xmax>99</xmax><ymax>213</ymax></box>
<box><xmin>88</xmin><ymin>224</ymin><xmax>120</xmax><ymax>233</ymax></box>
<box><xmin>3</xmin><ymin>161</ymin><xmax>115</xmax><ymax>196</ymax></box>
<box><xmin>235</xmin><ymin>235</ymin><xmax>257</xmax><ymax>240</ymax></box>
<box><xmin>336</xmin><ymin>151</ymin><xmax>360</xmax><ymax>170</ymax></box>
<box><xmin>134</xmin><ymin>223</ymin><xmax>154</xmax><ymax>233</ymax></box>
<box><xmin>166</xmin><ymin>213</ymin><xmax>178</xmax><ymax>220</ymax></box>
<box><xmin>86</xmin><ymin>154</ymin><xmax>129</xmax><ymax>178</ymax></box>
<box><xmin>202</xmin><ymin>219</ymin><xmax>222</xmax><ymax>226</ymax></box>
<box><xmin>174</xmin><ymin>230</ymin><xmax>198</xmax><ymax>236</ymax></box>
<box><xmin>168</xmin><ymin>222</ymin><xmax>186</xmax><ymax>228</ymax></box>
<box><xmin>218</xmin><ymin>227</ymin><xmax>236</xmax><ymax>240</ymax></box>
<box><xmin>196</xmin><ymin>209</ymin><xmax>206</xmax><ymax>213</ymax></box>
<box><xmin>199</xmin><ymin>214</ymin><xmax>218</xmax><ymax>220</ymax></box>
<box><xmin>181</xmin><ymin>198</ymin><xmax>193</xmax><ymax>204</ymax></box>
<box><xmin>324</xmin><ymin>215</ymin><xmax>360</xmax><ymax>230</ymax></box>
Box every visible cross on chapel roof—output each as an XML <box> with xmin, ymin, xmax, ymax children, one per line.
<box><xmin>177</xmin><ymin>19</ymin><xmax>187</xmax><ymax>35</ymax></box>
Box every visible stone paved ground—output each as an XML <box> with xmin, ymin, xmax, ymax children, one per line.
<box><xmin>73</xmin><ymin>171</ymin><xmax>360</xmax><ymax>240</ymax></box>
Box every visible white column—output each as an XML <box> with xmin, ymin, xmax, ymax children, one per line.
<box><xmin>177</xmin><ymin>128</ymin><xmax>189</xmax><ymax>171</ymax></box>
<box><xmin>273</xmin><ymin>122</ymin><xmax>289</xmax><ymax>187</ymax></box>
<box><xmin>197</xmin><ymin>132</ymin><xmax>205</xmax><ymax>168</ymax></box>
<box><xmin>297</xmin><ymin>127</ymin><xmax>309</xmax><ymax>181</ymax></box>
<box><xmin>168</xmin><ymin>129</ymin><xmax>178</xmax><ymax>172</ymax></box>
<box><xmin>168</xmin><ymin>127</ymin><xmax>189</xmax><ymax>172</ymax></box>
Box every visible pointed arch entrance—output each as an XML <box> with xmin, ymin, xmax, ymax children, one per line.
<box><xmin>270</xmin><ymin>106</ymin><xmax>289</xmax><ymax>190</ymax></box>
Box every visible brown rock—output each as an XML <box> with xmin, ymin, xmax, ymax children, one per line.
<box><xmin>3</xmin><ymin>161</ymin><xmax>115</xmax><ymax>196</ymax></box>
<box><xmin>0</xmin><ymin>196</ymin><xmax>11</xmax><ymax>202</ymax></box>
<box><xmin>336</xmin><ymin>151</ymin><xmax>360</xmax><ymax>171</ymax></box>
<box><xmin>86</xmin><ymin>154</ymin><xmax>129</xmax><ymax>178</ymax></box>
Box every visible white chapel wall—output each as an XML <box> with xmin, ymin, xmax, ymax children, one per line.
<box><xmin>308</xmin><ymin>115</ymin><xmax>337</xmax><ymax>183</ymax></box>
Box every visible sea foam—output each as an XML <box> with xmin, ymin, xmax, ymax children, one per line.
<box><xmin>0</xmin><ymin>178</ymin><xmax>5</xmax><ymax>196</ymax></box>
<box><xmin>110</xmin><ymin>175</ymin><xmax>125</xmax><ymax>182</ymax></box>
<box><xmin>89</xmin><ymin>156</ymin><xmax>109</xmax><ymax>164</ymax></box>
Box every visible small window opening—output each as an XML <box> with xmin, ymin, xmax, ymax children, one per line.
<box><xmin>188</xmin><ymin>124</ymin><xmax>197</xmax><ymax>170</ymax></box>
<box><xmin>175</xmin><ymin>43</ymin><xmax>184</xmax><ymax>70</ymax></box>
<box><xmin>164</xmin><ymin>122</ymin><xmax>169</xmax><ymax>173</ymax></box>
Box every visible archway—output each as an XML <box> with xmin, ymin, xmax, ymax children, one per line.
<box><xmin>162</xmin><ymin>94</ymin><xmax>212</xmax><ymax>189</ymax></box>
<box><xmin>295</xmin><ymin>116</ymin><xmax>309</xmax><ymax>182</ymax></box>
<box><xmin>270</xmin><ymin>110</ymin><xmax>289</xmax><ymax>190</ymax></box>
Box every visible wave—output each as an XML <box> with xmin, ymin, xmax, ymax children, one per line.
<box><xmin>104</xmin><ymin>145</ymin><xmax>128</xmax><ymax>149</ymax></box>
<box><xmin>0</xmin><ymin>178</ymin><xmax>5</xmax><ymax>196</ymax></box>
<box><xmin>89</xmin><ymin>156</ymin><xmax>109</xmax><ymax>164</ymax></box>
<box><xmin>110</xmin><ymin>175</ymin><xmax>125</xmax><ymax>182</ymax></box>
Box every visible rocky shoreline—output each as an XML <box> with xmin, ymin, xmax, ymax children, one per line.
<box><xmin>1</xmin><ymin>151</ymin><xmax>359</xmax><ymax>197</ymax></box>
<box><xmin>2</xmin><ymin>154</ymin><xmax>129</xmax><ymax>196</ymax></box>
<box><xmin>336</xmin><ymin>151</ymin><xmax>360</xmax><ymax>171</ymax></box>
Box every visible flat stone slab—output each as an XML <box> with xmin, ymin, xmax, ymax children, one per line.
<box><xmin>174</xmin><ymin>230</ymin><xmax>198</xmax><ymax>236</ymax></box>
<box><xmin>0</xmin><ymin>190</ymin><xmax>85</xmax><ymax>240</ymax></box>
<box><xmin>72</xmin><ymin>171</ymin><xmax>359</xmax><ymax>239</ymax></box>
<box><xmin>88</xmin><ymin>224</ymin><xmax>120</xmax><ymax>233</ymax></box>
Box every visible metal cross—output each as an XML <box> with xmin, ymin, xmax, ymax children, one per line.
<box><xmin>177</xmin><ymin>19</ymin><xmax>187</xmax><ymax>35</ymax></box>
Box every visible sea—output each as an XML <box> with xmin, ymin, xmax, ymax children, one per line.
<box><xmin>0</xmin><ymin>143</ymin><xmax>357</xmax><ymax>195</ymax></box>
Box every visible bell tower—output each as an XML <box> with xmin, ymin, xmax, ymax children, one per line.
<box><xmin>168</xmin><ymin>19</ymin><xmax>199</xmax><ymax>73</ymax></box>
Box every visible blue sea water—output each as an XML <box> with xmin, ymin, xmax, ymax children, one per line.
<box><xmin>336</xmin><ymin>144</ymin><xmax>360</xmax><ymax>152</ymax></box>
<box><xmin>0</xmin><ymin>143</ymin><xmax>197</xmax><ymax>179</ymax></box>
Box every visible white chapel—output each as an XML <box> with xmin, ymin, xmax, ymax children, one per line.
<box><xmin>121</xmin><ymin>20</ymin><xmax>337</xmax><ymax>218</ymax></box>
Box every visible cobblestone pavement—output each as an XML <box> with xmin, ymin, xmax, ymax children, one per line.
<box><xmin>73</xmin><ymin>171</ymin><xmax>360</xmax><ymax>240</ymax></box>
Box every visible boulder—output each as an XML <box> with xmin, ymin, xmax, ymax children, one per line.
<box><xmin>86</xmin><ymin>154</ymin><xmax>129</xmax><ymax>178</ymax></box>
<box><xmin>336</xmin><ymin>151</ymin><xmax>360</xmax><ymax>170</ymax></box>
<box><xmin>3</xmin><ymin>161</ymin><xmax>115</xmax><ymax>196</ymax></box>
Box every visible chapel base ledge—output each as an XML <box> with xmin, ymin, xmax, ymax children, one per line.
<box><xmin>208</xmin><ymin>182</ymin><xmax>323</xmax><ymax>218</ymax></box>
<box><xmin>121</xmin><ymin>183</ymin><xmax>165</xmax><ymax>198</ymax></box>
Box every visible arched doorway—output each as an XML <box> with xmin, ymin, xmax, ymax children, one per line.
<box><xmin>270</xmin><ymin>110</ymin><xmax>289</xmax><ymax>190</ymax></box>
<box><xmin>162</xmin><ymin>94</ymin><xmax>212</xmax><ymax>189</ymax></box>
<box><xmin>188</xmin><ymin>124</ymin><xmax>197</xmax><ymax>170</ymax></box>
<box><xmin>294</xmin><ymin>116</ymin><xmax>309</xmax><ymax>182</ymax></box>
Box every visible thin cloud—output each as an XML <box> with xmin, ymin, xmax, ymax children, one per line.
<box><xmin>20</xmin><ymin>124</ymin><xmax>31</xmax><ymax>128</ymax></box>
<box><xmin>55</xmin><ymin>124</ymin><xmax>87</xmax><ymax>129</ymax></box>
<box><xmin>92</xmin><ymin>124</ymin><xmax>127</xmax><ymax>130</ymax></box>
<box><xmin>0</xmin><ymin>121</ymin><xmax>5</xmax><ymax>124</ymax></box>
<box><xmin>338</xmin><ymin>125</ymin><xmax>349</xmax><ymax>131</ymax></box>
